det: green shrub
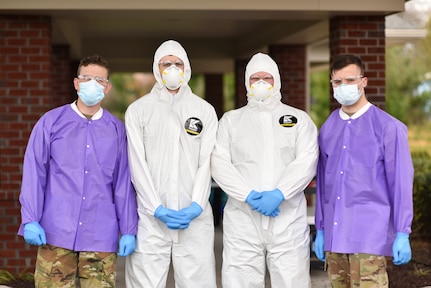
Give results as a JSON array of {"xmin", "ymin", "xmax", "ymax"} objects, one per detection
[
  {"xmin": 0, "ymin": 270, "xmax": 15, "ymax": 284},
  {"xmin": 411, "ymin": 151, "xmax": 431, "ymax": 240},
  {"xmin": 0, "ymin": 270, "xmax": 34, "ymax": 286}
]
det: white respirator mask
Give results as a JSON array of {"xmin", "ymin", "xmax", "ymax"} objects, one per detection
[
  {"xmin": 250, "ymin": 80, "xmax": 273, "ymax": 101},
  {"xmin": 162, "ymin": 65, "xmax": 184, "ymax": 90}
]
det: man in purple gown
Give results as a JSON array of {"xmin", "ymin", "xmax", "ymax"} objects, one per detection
[
  {"xmin": 18, "ymin": 55, "xmax": 138, "ymax": 287},
  {"xmin": 314, "ymin": 54, "xmax": 414, "ymax": 288}
]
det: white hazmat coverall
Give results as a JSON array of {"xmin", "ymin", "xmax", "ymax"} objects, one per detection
[
  {"xmin": 211, "ymin": 53, "xmax": 318, "ymax": 288},
  {"xmin": 125, "ymin": 40, "xmax": 217, "ymax": 288}
]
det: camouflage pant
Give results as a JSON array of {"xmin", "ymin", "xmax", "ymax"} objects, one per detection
[
  {"xmin": 34, "ymin": 244, "xmax": 117, "ymax": 288},
  {"xmin": 326, "ymin": 252, "xmax": 388, "ymax": 288}
]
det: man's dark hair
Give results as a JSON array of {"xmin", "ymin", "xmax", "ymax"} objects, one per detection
[
  {"xmin": 77, "ymin": 55, "xmax": 110, "ymax": 77},
  {"xmin": 330, "ymin": 54, "xmax": 364, "ymax": 75}
]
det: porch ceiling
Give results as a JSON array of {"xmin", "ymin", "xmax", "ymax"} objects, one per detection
[{"xmin": 0, "ymin": 0, "xmax": 406, "ymax": 73}]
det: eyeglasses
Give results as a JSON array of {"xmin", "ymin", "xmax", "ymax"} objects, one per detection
[
  {"xmin": 77, "ymin": 75, "xmax": 109, "ymax": 86},
  {"xmin": 330, "ymin": 75, "xmax": 363, "ymax": 87},
  {"xmin": 158, "ymin": 61, "xmax": 184, "ymax": 68},
  {"xmin": 250, "ymin": 76, "xmax": 274, "ymax": 82}
]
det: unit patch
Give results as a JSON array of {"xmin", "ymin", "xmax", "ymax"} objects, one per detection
[
  {"xmin": 185, "ymin": 117, "xmax": 203, "ymax": 135},
  {"xmin": 279, "ymin": 115, "xmax": 297, "ymax": 127}
]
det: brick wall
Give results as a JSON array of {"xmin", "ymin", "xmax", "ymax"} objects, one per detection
[
  {"xmin": 52, "ymin": 44, "xmax": 75, "ymax": 107},
  {"xmin": 270, "ymin": 45, "xmax": 307, "ymax": 110},
  {"xmin": 0, "ymin": 15, "xmax": 52, "ymax": 274},
  {"xmin": 330, "ymin": 15, "xmax": 386, "ymax": 111}
]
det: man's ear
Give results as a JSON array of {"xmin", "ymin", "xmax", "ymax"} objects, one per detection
[
  {"xmin": 104, "ymin": 83, "xmax": 112, "ymax": 94},
  {"xmin": 73, "ymin": 78, "xmax": 80, "ymax": 91},
  {"xmin": 362, "ymin": 76, "xmax": 368, "ymax": 88}
]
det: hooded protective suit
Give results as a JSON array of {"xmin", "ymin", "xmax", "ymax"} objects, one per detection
[
  {"xmin": 211, "ymin": 53, "xmax": 318, "ymax": 288},
  {"xmin": 125, "ymin": 40, "xmax": 217, "ymax": 288}
]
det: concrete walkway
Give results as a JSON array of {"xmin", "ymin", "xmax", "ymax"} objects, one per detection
[{"xmin": 116, "ymin": 225, "xmax": 331, "ymax": 288}]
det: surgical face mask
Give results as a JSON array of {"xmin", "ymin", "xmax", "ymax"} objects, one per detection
[
  {"xmin": 77, "ymin": 80, "xmax": 105, "ymax": 106},
  {"xmin": 162, "ymin": 65, "xmax": 184, "ymax": 90},
  {"xmin": 249, "ymin": 80, "xmax": 273, "ymax": 101},
  {"xmin": 333, "ymin": 84, "xmax": 362, "ymax": 106}
]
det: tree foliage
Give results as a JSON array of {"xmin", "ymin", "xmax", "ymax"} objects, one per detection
[
  {"xmin": 386, "ymin": 44, "xmax": 422, "ymax": 123},
  {"xmin": 103, "ymin": 73, "xmax": 154, "ymax": 121},
  {"xmin": 386, "ymin": 16, "xmax": 431, "ymax": 125},
  {"xmin": 309, "ymin": 70, "xmax": 330, "ymax": 129}
]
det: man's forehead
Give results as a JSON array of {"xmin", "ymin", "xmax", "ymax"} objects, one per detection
[
  {"xmin": 80, "ymin": 64, "xmax": 108, "ymax": 76},
  {"xmin": 332, "ymin": 64, "xmax": 360, "ymax": 76},
  {"xmin": 251, "ymin": 71, "xmax": 272, "ymax": 77},
  {"xmin": 160, "ymin": 55, "xmax": 181, "ymax": 60}
]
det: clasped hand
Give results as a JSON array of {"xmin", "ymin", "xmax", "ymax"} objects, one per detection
[
  {"xmin": 154, "ymin": 202, "xmax": 203, "ymax": 230},
  {"xmin": 246, "ymin": 189, "xmax": 284, "ymax": 217}
]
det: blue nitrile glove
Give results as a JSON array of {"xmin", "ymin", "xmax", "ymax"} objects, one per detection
[
  {"xmin": 179, "ymin": 202, "xmax": 203, "ymax": 221},
  {"xmin": 392, "ymin": 232, "xmax": 412, "ymax": 265},
  {"xmin": 166, "ymin": 222, "xmax": 189, "ymax": 229},
  {"xmin": 254, "ymin": 189, "xmax": 284, "ymax": 216},
  {"xmin": 246, "ymin": 190, "xmax": 262, "ymax": 210},
  {"xmin": 314, "ymin": 230, "xmax": 325, "ymax": 261},
  {"xmin": 269, "ymin": 207, "xmax": 280, "ymax": 217},
  {"xmin": 23, "ymin": 222, "xmax": 46, "ymax": 246},
  {"xmin": 154, "ymin": 205, "xmax": 191, "ymax": 229},
  {"xmin": 118, "ymin": 234, "xmax": 136, "ymax": 257}
]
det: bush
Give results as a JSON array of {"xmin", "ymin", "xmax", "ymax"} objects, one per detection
[
  {"xmin": 411, "ymin": 152, "xmax": 431, "ymax": 240},
  {"xmin": 0, "ymin": 270, "xmax": 34, "ymax": 288}
]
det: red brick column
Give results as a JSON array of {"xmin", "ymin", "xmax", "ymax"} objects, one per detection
[
  {"xmin": 330, "ymin": 16, "xmax": 386, "ymax": 111},
  {"xmin": 0, "ymin": 15, "xmax": 52, "ymax": 275},
  {"xmin": 52, "ymin": 44, "xmax": 75, "ymax": 107},
  {"xmin": 270, "ymin": 45, "xmax": 307, "ymax": 111}
]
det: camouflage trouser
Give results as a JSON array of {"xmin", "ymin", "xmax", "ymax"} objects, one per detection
[
  {"xmin": 326, "ymin": 252, "xmax": 388, "ymax": 288},
  {"xmin": 34, "ymin": 244, "xmax": 117, "ymax": 288}
]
